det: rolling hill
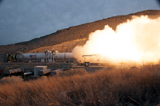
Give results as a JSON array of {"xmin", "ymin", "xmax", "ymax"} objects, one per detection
[{"xmin": 0, "ymin": 10, "xmax": 160, "ymax": 54}]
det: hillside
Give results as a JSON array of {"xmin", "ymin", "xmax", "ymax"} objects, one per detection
[{"xmin": 0, "ymin": 10, "xmax": 160, "ymax": 54}]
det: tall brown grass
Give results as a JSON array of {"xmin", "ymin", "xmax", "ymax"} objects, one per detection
[{"xmin": 0, "ymin": 64, "xmax": 160, "ymax": 106}]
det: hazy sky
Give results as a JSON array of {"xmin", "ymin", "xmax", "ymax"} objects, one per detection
[{"xmin": 0, "ymin": 0, "xmax": 159, "ymax": 45}]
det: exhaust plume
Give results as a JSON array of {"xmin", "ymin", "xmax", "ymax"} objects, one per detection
[{"xmin": 72, "ymin": 16, "xmax": 160, "ymax": 64}]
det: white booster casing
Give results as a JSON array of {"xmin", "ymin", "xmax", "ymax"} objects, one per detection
[
  {"xmin": 54, "ymin": 53, "xmax": 73, "ymax": 60},
  {"xmin": 13, "ymin": 52, "xmax": 74, "ymax": 62},
  {"xmin": 14, "ymin": 53, "xmax": 46, "ymax": 61}
]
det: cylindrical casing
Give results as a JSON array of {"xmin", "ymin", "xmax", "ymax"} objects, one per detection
[
  {"xmin": 13, "ymin": 52, "xmax": 74, "ymax": 62},
  {"xmin": 14, "ymin": 53, "xmax": 46, "ymax": 61},
  {"xmin": 54, "ymin": 53, "xmax": 73, "ymax": 60},
  {"xmin": 35, "ymin": 53, "xmax": 46, "ymax": 60},
  {"xmin": 48, "ymin": 53, "xmax": 53, "ymax": 59}
]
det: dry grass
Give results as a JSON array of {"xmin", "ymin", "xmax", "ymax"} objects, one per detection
[
  {"xmin": 0, "ymin": 64, "xmax": 160, "ymax": 106},
  {"xmin": 28, "ymin": 38, "xmax": 87, "ymax": 53},
  {"xmin": 58, "ymin": 68, "xmax": 88, "ymax": 77}
]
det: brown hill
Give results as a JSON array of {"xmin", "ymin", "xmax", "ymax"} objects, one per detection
[{"xmin": 0, "ymin": 10, "xmax": 160, "ymax": 54}]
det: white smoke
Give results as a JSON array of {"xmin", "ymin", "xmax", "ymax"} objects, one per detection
[{"xmin": 72, "ymin": 16, "xmax": 160, "ymax": 64}]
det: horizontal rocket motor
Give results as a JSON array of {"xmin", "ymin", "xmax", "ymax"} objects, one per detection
[{"xmin": 13, "ymin": 51, "xmax": 74, "ymax": 62}]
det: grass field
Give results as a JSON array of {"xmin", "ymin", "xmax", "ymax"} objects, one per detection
[{"xmin": 0, "ymin": 64, "xmax": 160, "ymax": 106}]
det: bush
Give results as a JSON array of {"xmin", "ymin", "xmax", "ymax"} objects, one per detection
[
  {"xmin": 0, "ymin": 76, "xmax": 23, "ymax": 84},
  {"xmin": 0, "ymin": 64, "xmax": 160, "ymax": 105},
  {"xmin": 58, "ymin": 68, "xmax": 88, "ymax": 76}
]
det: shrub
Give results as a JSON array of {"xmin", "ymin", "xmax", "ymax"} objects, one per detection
[
  {"xmin": 58, "ymin": 68, "xmax": 88, "ymax": 76},
  {"xmin": 0, "ymin": 64, "xmax": 160, "ymax": 105}
]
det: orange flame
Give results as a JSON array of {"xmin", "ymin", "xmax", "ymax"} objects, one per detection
[{"xmin": 72, "ymin": 16, "xmax": 160, "ymax": 64}]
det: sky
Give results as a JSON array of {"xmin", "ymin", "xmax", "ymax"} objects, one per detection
[{"xmin": 0, "ymin": 0, "xmax": 159, "ymax": 45}]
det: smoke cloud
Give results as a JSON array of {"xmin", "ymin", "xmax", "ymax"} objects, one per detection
[{"xmin": 72, "ymin": 16, "xmax": 160, "ymax": 64}]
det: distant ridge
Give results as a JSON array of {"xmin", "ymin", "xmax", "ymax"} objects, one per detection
[{"xmin": 0, "ymin": 10, "xmax": 160, "ymax": 53}]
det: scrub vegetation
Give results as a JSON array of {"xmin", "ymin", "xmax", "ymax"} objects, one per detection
[{"xmin": 0, "ymin": 64, "xmax": 160, "ymax": 106}]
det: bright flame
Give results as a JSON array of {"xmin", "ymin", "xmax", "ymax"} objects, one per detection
[{"xmin": 72, "ymin": 16, "xmax": 160, "ymax": 64}]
